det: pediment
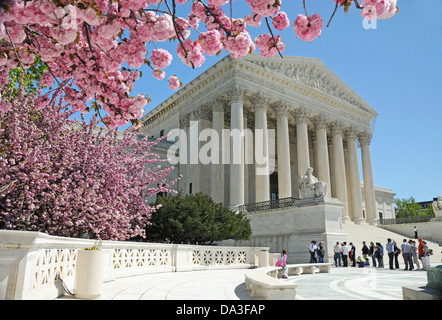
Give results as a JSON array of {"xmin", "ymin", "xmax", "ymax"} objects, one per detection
[{"xmin": 239, "ymin": 54, "xmax": 378, "ymax": 117}]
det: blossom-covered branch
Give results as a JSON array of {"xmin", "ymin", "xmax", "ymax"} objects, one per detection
[{"xmin": 0, "ymin": 0, "xmax": 398, "ymax": 128}]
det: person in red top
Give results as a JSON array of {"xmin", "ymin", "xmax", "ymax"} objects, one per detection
[{"xmin": 417, "ymin": 238, "xmax": 424, "ymax": 260}]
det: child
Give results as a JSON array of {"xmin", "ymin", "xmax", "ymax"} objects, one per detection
[{"xmin": 276, "ymin": 250, "xmax": 288, "ymax": 279}]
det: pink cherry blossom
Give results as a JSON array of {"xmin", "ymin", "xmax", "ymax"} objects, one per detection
[
  {"xmin": 176, "ymin": 38, "xmax": 205, "ymax": 68},
  {"xmin": 150, "ymin": 49, "xmax": 173, "ymax": 69},
  {"xmin": 153, "ymin": 69, "xmax": 166, "ymax": 80},
  {"xmin": 293, "ymin": 14, "xmax": 324, "ymax": 42},
  {"xmin": 272, "ymin": 11, "xmax": 290, "ymax": 31},
  {"xmin": 244, "ymin": 14, "xmax": 262, "ymax": 27},
  {"xmin": 199, "ymin": 30, "xmax": 223, "ymax": 56},
  {"xmin": 0, "ymin": 86, "xmax": 175, "ymax": 240},
  {"xmin": 169, "ymin": 75, "xmax": 181, "ymax": 90},
  {"xmin": 0, "ymin": 0, "xmax": 397, "ymax": 129},
  {"xmin": 246, "ymin": 0, "xmax": 282, "ymax": 17},
  {"xmin": 361, "ymin": 0, "xmax": 398, "ymax": 20},
  {"xmin": 255, "ymin": 33, "xmax": 286, "ymax": 57},
  {"xmin": 223, "ymin": 31, "xmax": 255, "ymax": 59}
]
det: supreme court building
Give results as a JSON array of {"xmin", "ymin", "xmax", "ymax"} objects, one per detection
[{"xmin": 141, "ymin": 54, "xmax": 395, "ymax": 229}]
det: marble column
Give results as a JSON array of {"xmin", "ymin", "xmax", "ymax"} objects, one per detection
[
  {"xmin": 275, "ymin": 102, "xmax": 292, "ymax": 199},
  {"xmin": 211, "ymin": 99, "xmax": 225, "ymax": 204},
  {"xmin": 359, "ymin": 132, "xmax": 378, "ymax": 225},
  {"xmin": 179, "ymin": 115, "xmax": 190, "ymax": 194},
  {"xmin": 346, "ymin": 128, "xmax": 364, "ymax": 224},
  {"xmin": 252, "ymin": 94, "xmax": 270, "ymax": 202},
  {"xmin": 314, "ymin": 116, "xmax": 331, "ymax": 197},
  {"xmin": 331, "ymin": 122, "xmax": 350, "ymax": 222},
  {"xmin": 294, "ymin": 109, "xmax": 310, "ymax": 179},
  {"xmin": 229, "ymin": 85, "xmax": 245, "ymax": 207}
]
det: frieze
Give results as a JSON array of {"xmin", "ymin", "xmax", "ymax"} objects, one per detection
[{"xmin": 249, "ymin": 60, "xmax": 368, "ymax": 112}]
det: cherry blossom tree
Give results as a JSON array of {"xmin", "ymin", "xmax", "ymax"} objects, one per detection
[
  {"xmin": 0, "ymin": 82, "xmax": 176, "ymax": 240},
  {"xmin": 0, "ymin": 0, "xmax": 398, "ymax": 129}
]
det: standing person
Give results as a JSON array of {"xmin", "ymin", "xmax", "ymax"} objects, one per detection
[
  {"xmin": 341, "ymin": 242, "xmax": 349, "ymax": 267},
  {"xmin": 375, "ymin": 242, "xmax": 384, "ymax": 268},
  {"xmin": 418, "ymin": 238, "xmax": 424, "ymax": 263},
  {"xmin": 369, "ymin": 242, "xmax": 377, "ymax": 267},
  {"xmin": 421, "ymin": 241, "xmax": 430, "ymax": 271},
  {"xmin": 410, "ymin": 240, "xmax": 421, "ymax": 271},
  {"xmin": 362, "ymin": 241, "xmax": 369, "ymax": 264},
  {"xmin": 333, "ymin": 242, "xmax": 341, "ymax": 267},
  {"xmin": 308, "ymin": 241, "xmax": 317, "ymax": 263},
  {"xmin": 393, "ymin": 241, "xmax": 400, "ymax": 269},
  {"xmin": 401, "ymin": 239, "xmax": 414, "ymax": 270},
  {"xmin": 386, "ymin": 238, "xmax": 396, "ymax": 270},
  {"xmin": 317, "ymin": 242, "xmax": 325, "ymax": 263},
  {"xmin": 275, "ymin": 250, "xmax": 288, "ymax": 279},
  {"xmin": 349, "ymin": 242, "xmax": 356, "ymax": 267},
  {"xmin": 414, "ymin": 226, "xmax": 418, "ymax": 239}
]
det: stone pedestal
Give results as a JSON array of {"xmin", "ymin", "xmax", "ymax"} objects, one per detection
[
  {"xmin": 402, "ymin": 266, "xmax": 442, "ymax": 300},
  {"xmin": 240, "ymin": 196, "xmax": 348, "ymax": 264},
  {"xmin": 426, "ymin": 265, "xmax": 442, "ymax": 290}
]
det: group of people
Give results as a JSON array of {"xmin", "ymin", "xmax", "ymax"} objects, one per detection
[
  {"xmin": 332, "ymin": 238, "xmax": 433, "ymax": 271},
  {"xmin": 274, "ymin": 237, "xmax": 433, "ymax": 280}
]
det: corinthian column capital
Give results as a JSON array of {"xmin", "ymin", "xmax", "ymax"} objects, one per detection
[
  {"xmin": 250, "ymin": 93, "xmax": 269, "ymax": 112},
  {"xmin": 293, "ymin": 108, "xmax": 310, "ymax": 124},
  {"xmin": 313, "ymin": 115, "xmax": 328, "ymax": 130},
  {"xmin": 273, "ymin": 102, "xmax": 290, "ymax": 118},
  {"xmin": 228, "ymin": 85, "xmax": 246, "ymax": 104},
  {"xmin": 358, "ymin": 131, "xmax": 372, "ymax": 145}
]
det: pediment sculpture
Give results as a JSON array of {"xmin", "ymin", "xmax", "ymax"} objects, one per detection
[{"xmin": 298, "ymin": 167, "xmax": 328, "ymax": 199}]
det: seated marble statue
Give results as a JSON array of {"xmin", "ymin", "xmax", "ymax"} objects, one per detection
[
  {"xmin": 298, "ymin": 167, "xmax": 328, "ymax": 198},
  {"xmin": 433, "ymin": 196, "xmax": 442, "ymax": 212}
]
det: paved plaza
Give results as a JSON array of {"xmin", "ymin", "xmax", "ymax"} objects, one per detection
[
  {"xmin": 56, "ymin": 222, "xmax": 440, "ymax": 301},
  {"xmin": 57, "ymin": 265, "xmax": 433, "ymax": 301}
]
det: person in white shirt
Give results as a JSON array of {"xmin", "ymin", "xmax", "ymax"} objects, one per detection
[
  {"xmin": 341, "ymin": 242, "xmax": 349, "ymax": 267},
  {"xmin": 308, "ymin": 240, "xmax": 317, "ymax": 263},
  {"xmin": 333, "ymin": 242, "xmax": 342, "ymax": 267}
]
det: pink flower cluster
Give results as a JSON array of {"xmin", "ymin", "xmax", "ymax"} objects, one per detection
[
  {"xmin": 246, "ymin": 0, "xmax": 282, "ymax": 17},
  {"xmin": 255, "ymin": 34, "xmax": 286, "ymax": 57},
  {"xmin": 177, "ymin": 38, "xmax": 206, "ymax": 68},
  {"xmin": 293, "ymin": 14, "xmax": 324, "ymax": 42},
  {"xmin": 150, "ymin": 49, "xmax": 173, "ymax": 70},
  {"xmin": 360, "ymin": 0, "xmax": 398, "ymax": 21}
]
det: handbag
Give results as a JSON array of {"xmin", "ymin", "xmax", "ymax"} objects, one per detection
[{"xmin": 275, "ymin": 255, "xmax": 284, "ymax": 267}]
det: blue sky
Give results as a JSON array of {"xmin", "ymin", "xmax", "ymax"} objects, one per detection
[{"xmin": 120, "ymin": 0, "xmax": 442, "ymax": 203}]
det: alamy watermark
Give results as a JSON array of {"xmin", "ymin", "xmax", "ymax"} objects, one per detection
[{"xmin": 166, "ymin": 121, "xmax": 275, "ymax": 176}]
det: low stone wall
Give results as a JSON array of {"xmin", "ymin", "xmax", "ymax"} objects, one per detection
[
  {"xmin": 0, "ymin": 230, "xmax": 267, "ymax": 300},
  {"xmin": 381, "ymin": 221, "xmax": 442, "ymax": 244}
]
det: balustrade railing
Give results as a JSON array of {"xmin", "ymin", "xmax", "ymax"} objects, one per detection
[
  {"xmin": 238, "ymin": 197, "xmax": 300, "ymax": 213},
  {"xmin": 379, "ymin": 215, "xmax": 432, "ymax": 225},
  {"xmin": 0, "ymin": 230, "xmax": 267, "ymax": 300}
]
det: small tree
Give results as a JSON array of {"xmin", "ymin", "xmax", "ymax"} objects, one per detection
[
  {"xmin": 144, "ymin": 192, "xmax": 252, "ymax": 245},
  {"xmin": 394, "ymin": 196, "xmax": 424, "ymax": 218}
]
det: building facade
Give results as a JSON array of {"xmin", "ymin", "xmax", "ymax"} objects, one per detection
[{"xmin": 141, "ymin": 54, "xmax": 395, "ymax": 225}]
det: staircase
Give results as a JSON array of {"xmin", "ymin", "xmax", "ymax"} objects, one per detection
[{"xmin": 341, "ymin": 222, "xmax": 441, "ymax": 265}]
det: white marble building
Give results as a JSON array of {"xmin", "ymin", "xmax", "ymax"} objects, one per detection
[{"xmin": 141, "ymin": 54, "xmax": 395, "ymax": 225}]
